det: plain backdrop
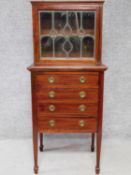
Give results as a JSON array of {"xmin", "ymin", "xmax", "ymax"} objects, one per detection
[{"xmin": 0, "ymin": 0, "xmax": 131, "ymax": 139}]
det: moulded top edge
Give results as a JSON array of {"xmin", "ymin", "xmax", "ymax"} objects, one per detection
[
  {"xmin": 27, "ymin": 64, "xmax": 108, "ymax": 72},
  {"xmin": 31, "ymin": 0, "xmax": 105, "ymax": 3}
]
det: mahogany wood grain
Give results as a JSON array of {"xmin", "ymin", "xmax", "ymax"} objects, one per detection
[
  {"xmin": 30, "ymin": 69, "xmax": 106, "ymax": 174},
  {"xmin": 38, "ymin": 117, "xmax": 97, "ymax": 132},
  {"xmin": 35, "ymin": 72, "xmax": 99, "ymax": 88},
  {"xmin": 31, "ymin": 2, "xmax": 101, "ymax": 64},
  {"xmin": 29, "ymin": 1, "xmax": 107, "ymax": 174},
  {"xmin": 31, "ymin": 0, "xmax": 105, "ymax": 3},
  {"xmin": 98, "ymin": 5, "xmax": 103, "ymax": 65},
  {"xmin": 28, "ymin": 64, "xmax": 107, "ymax": 72},
  {"xmin": 38, "ymin": 102, "xmax": 98, "ymax": 115},
  {"xmin": 31, "ymin": 73, "xmax": 39, "ymax": 174},
  {"xmin": 36, "ymin": 88, "xmax": 98, "ymax": 102},
  {"xmin": 96, "ymin": 72, "xmax": 104, "ymax": 174}
]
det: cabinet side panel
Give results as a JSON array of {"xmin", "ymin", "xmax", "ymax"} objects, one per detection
[
  {"xmin": 98, "ymin": 5, "xmax": 103, "ymax": 64},
  {"xmin": 31, "ymin": 72, "xmax": 39, "ymax": 173},
  {"xmin": 31, "ymin": 73, "xmax": 38, "ymax": 131},
  {"xmin": 32, "ymin": 5, "xmax": 40, "ymax": 63}
]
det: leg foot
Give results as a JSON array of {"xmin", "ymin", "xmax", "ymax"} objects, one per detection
[
  {"xmin": 34, "ymin": 166, "xmax": 38, "ymax": 174},
  {"xmin": 33, "ymin": 130, "xmax": 38, "ymax": 175},
  {"xmin": 39, "ymin": 145, "xmax": 44, "ymax": 152},
  {"xmin": 39, "ymin": 133, "xmax": 44, "ymax": 152},
  {"xmin": 91, "ymin": 133, "xmax": 95, "ymax": 152},
  {"xmin": 91, "ymin": 145, "xmax": 95, "ymax": 152},
  {"xmin": 96, "ymin": 132, "xmax": 102, "ymax": 175},
  {"xmin": 96, "ymin": 167, "xmax": 100, "ymax": 174}
]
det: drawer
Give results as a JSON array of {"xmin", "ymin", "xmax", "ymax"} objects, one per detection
[
  {"xmin": 37, "ymin": 102, "xmax": 98, "ymax": 116},
  {"xmin": 36, "ymin": 88, "xmax": 98, "ymax": 102},
  {"xmin": 35, "ymin": 72, "xmax": 99, "ymax": 88},
  {"xmin": 38, "ymin": 117, "xmax": 97, "ymax": 133}
]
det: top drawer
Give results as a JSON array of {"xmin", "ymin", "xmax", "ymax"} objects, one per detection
[{"xmin": 35, "ymin": 72, "xmax": 99, "ymax": 88}]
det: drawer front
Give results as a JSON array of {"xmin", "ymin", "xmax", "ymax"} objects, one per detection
[
  {"xmin": 35, "ymin": 72, "xmax": 99, "ymax": 88},
  {"xmin": 38, "ymin": 117, "xmax": 97, "ymax": 133},
  {"xmin": 36, "ymin": 88, "xmax": 98, "ymax": 102},
  {"xmin": 37, "ymin": 102, "xmax": 97, "ymax": 116}
]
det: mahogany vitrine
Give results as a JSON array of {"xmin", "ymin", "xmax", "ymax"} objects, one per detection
[{"xmin": 28, "ymin": 0, "xmax": 107, "ymax": 174}]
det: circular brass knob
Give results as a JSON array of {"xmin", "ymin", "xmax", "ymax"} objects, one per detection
[
  {"xmin": 48, "ymin": 105, "xmax": 56, "ymax": 112},
  {"xmin": 80, "ymin": 76, "xmax": 86, "ymax": 83},
  {"xmin": 48, "ymin": 91, "xmax": 56, "ymax": 98},
  {"xmin": 79, "ymin": 104, "xmax": 86, "ymax": 112},
  {"xmin": 79, "ymin": 91, "xmax": 86, "ymax": 98},
  {"xmin": 49, "ymin": 120, "xmax": 56, "ymax": 127},
  {"xmin": 79, "ymin": 120, "xmax": 85, "ymax": 127},
  {"xmin": 48, "ymin": 76, "xmax": 55, "ymax": 84}
]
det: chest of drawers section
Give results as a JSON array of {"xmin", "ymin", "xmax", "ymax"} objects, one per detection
[{"xmin": 33, "ymin": 72, "xmax": 99, "ymax": 133}]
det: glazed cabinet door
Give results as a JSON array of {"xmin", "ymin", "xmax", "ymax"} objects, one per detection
[
  {"xmin": 32, "ymin": 2, "xmax": 100, "ymax": 64},
  {"xmin": 39, "ymin": 11, "xmax": 96, "ymax": 59}
]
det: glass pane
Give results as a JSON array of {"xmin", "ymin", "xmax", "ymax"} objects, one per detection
[
  {"xmin": 40, "ymin": 12, "xmax": 52, "ymax": 35},
  {"xmin": 83, "ymin": 12, "xmax": 95, "ymax": 35},
  {"xmin": 55, "ymin": 37, "xmax": 66, "ymax": 57},
  {"xmin": 82, "ymin": 37, "xmax": 94, "ymax": 57},
  {"xmin": 70, "ymin": 36, "xmax": 80, "ymax": 57},
  {"xmin": 39, "ymin": 11, "xmax": 96, "ymax": 59},
  {"xmin": 41, "ymin": 37, "xmax": 53, "ymax": 57},
  {"xmin": 68, "ymin": 12, "xmax": 80, "ymax": 34},
  {"xmin": 55, "ymin": 12, "xmax": 66, "ymax": 33}
]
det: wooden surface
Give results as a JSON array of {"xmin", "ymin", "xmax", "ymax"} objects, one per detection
[
  {"xmin": 38, "ymin": 102, "xmax": 98, "ymax": 115},
  {"xmin": 28, "ymin": 64, "xmax": 107, "ymax": 72},
  {"xmin": 31, "ymin": 0, "xmax": 105, "ymax": 3},
  {"xmin": 96, "ymin": 72, "xmax": 104, "ymax": 174},
  {"xmin": 30, "ymin": 70, "xmax": 106, "ymax": 174},
  {"xmin": 38, "ymin": 117, "xmax": 97, "ymax": 132},
  {"xmin": 36, "ymin": 88, "xmax": 98, "ymax": 102},
  {"xmin": 29, "ymin": 1, "xmax": 106, "ymax": 174},
  {"xmin": 35, "ymin": 72, "xmax": 99, "ymax": 87},
  {"xmin": 31, "ymin": 1, "xmax": 102, "ymax": 64}
]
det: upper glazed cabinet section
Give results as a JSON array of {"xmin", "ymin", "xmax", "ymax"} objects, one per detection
[
  {"xmin": 40, "ymin": 11, "xmax": 96, "ymax": 59},
  {"xmin": 32, "ymin": 2, "xmax": 103, "ymax": 63}
]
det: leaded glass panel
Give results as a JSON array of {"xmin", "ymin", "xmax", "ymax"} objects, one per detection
[{"xmin": 39, "ymin": 11, "xmax": 96, "ymax": 59}]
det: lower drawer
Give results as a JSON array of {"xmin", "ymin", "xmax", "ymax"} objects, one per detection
[{"xmin": 38, "ymin": 117, "xmax": 97, "ymax": 133}]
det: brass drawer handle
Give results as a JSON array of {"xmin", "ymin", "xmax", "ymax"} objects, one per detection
[
  {"xmin": 48, "ymin": 91, "xmax": 56, "ymax": 98},
  {"xmin": 79, "ymin": 104, "xmax": 86, "ymax": 112},
  {"xmin": 80, "ymin": 76, "xmax": 86, "ymax": 83},
  {"xmin": 79, "ymin": 91, "xmax": 86, "ymax": 98},
  {"xmin": 49, "ymin": 120, "xmax": 56, "ymax": 127},
  {"xmin": 48, "ymin": 105, "xmax": 56, "ymax": 112},
  {"xmin": 79, "ymin": 120, "xmax": 85, "ymax": 127},
  {"xmin": 48, "ymin": 76, "xmax": 55, "ymax": 84}
]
